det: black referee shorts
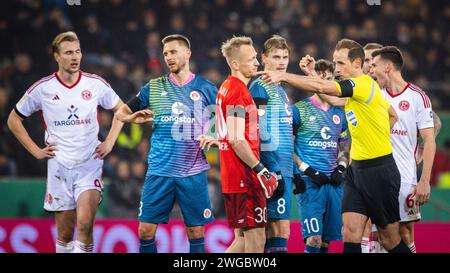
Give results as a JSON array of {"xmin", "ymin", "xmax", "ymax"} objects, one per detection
[{"xmin": 342, "ymin": 153, "xmax": 401, "ymax": 228}]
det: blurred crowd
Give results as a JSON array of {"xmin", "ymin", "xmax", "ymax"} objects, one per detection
[{"xmin": 0, "ymin": 0, "xmax": 449, "ymax": 218}]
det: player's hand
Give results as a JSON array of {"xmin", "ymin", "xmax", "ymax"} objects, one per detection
[
  {"xmin": 299, "ymin": 55, "xmax": 316, "ymax": 76},
  {"xmin": 303, "ymin": 166, "xmax": 330, "ymax": 187},
  {"xmin": 34, "ymin": 144, "xmax": 57, "ymax": 159},
  {"xmin": 330, "ymin": 164, "xmax": 346, "ymax": 187},
  {"xmin": 293, "ymin": 173, "xmax": 306, "ymax": 194},
  {"xmin": 413, "ymin": 179, "xmax": 431, "ymax": 206},
  {"xmin": 256, "ymin": 70, "xmax": 285, "ymax": 84},
  {"xmin": 95, "ymin": 141, "xmax": 114, "ymax": 159},
  {"xmin": 197, "ymin": 135, "xmax": 219, "ymax": 151},
  {"xmin": 270, "ymin": 171, "xmax": 285, "ymax": 200},
  {"xmin": 125, "ymin": 109, "xmax": 154, "ymax": 123},
  {"xmin": 252, "ymin": 162, "xmax": 278, "ymax": 199}
]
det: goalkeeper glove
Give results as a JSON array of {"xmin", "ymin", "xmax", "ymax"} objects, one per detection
[
  {"xmin": 270, "ymin": 171, "xmax": 285, "ymax": 200},
  {"xmin": 330, "ymin": 164, "xmax": 346, "ymax": 187},
  {"xmin": 293, "ymin": 173, "xmax": 306, "ymax": 194},
  {"xmin": 252, "ymin": 162, "xmax": 278, "ymax": 199}
]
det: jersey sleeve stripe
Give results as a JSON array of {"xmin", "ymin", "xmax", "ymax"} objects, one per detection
[
  {"xmin": 82, "ymin": 72, "xmax": 111, "ymax": 87},
  {"xmin": 409, "ymin": 84, "xmax": 431, "ymax": 108},
  {"xmin": 364, "ymin": 80, "xmax": 375, "ymax": 104},
  {"xmin": 26, "ymin": 75, "xmax": 55, "ymax": 94},
  {"xmin": 410, "ymin": 88, "xmax": 430, "ymax": 108}
]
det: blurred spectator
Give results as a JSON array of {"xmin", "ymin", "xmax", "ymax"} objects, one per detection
[
  {"xmin": 432, "ymin": 140, "xmax": 450, "ymax": 188},
  {"xmin": 0, "ymin": 86, "xmax": 17, "ymax": 177},
  {"xmin": 108, "ymin": 159, "xmax": 142, "ymax": 218},
  {"xmin": 108, "ymin": 62, "xmax": 136, "ymax": 101}
]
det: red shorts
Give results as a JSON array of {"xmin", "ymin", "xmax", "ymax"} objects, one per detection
[{"xmin": 223, "ymin": 188, "xmax": 267, "ymax": 228}]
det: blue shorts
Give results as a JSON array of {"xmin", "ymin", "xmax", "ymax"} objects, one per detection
[
  {"xmin": 296, "ymin": 176, "xmax": 343, "ymax": 241},
  {"xmin": 138, "ymin": 171, "xmax": 214, "ymax": 227},
  {"xmin": 267, "ymin": 177, "xmax": 292, "ymax": 220}
]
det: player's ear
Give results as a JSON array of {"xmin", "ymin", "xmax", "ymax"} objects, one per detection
[
  {"xmin": 185, "ymin": 48, "xmax": 191, "ymax": 59},
  {"xmin": 231, "ymin": 59, "xmax": 239, "ymax": 71},
  {"xmin": 353, "ymin": 57, "xmax": 362, "ymax": 70},
  {"xmin": 261, "ymin": 53, "xmax": 267, "ymax": 66},
  {"xmin": 53, "ymin": 52, "xmax": 60, "ymax": 63}
]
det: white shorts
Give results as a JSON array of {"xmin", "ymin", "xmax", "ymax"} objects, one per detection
[
  {"xmin": 399, "ymin": 182, "xmax": 421, "ymax": 223},
  {"xmin": 44, "ymin": 157, "xmax": 104, "ymax": 211}
]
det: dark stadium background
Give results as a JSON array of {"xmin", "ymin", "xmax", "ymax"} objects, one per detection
[{"xmin": 0, "ymin": 0, "xmax": 449, "ymax": 253}]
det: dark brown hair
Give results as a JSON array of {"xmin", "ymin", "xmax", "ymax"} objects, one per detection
[
  {"xmin": 335, "ymin": 38, "xmax": 365, "ymax": 68},
  {"xmin": 372, "ymin": 46, "xmax": 404, "ymax": 70}
]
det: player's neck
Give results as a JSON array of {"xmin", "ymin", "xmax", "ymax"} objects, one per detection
[
  {"xmin": 170, "ymin": 69, "xmax": 193, "ymax": 87},
  {"xmin": 231, "ymin": 71, "xmax": 251, "ymax": 86},
  {"xmin": 311, "ymin": 94, "xmax": 330, "ymax": 111},
  {"xmin": 387, "ymin": 73, "xmax": 407, "ymax": 94},
  {"xmin": 57, "ymin": 69, "xmax": 80, "ymax": 85}
]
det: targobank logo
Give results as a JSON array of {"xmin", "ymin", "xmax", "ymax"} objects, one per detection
[
  {"xmin": 308, "ymin": 126, "xmax": 337, "ymax": 149},
  {"xmin": 54, "ymin": 105, "xmax": 91, "ymax": 126}
]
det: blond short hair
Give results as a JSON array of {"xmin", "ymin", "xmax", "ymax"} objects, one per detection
[
  {"xmin": 221, "ymin": 36, "xmax": 253, "ymax": 65},
  {"xmin": 52, "ymin": 31, "xmax": 79, "ymax": 53}
]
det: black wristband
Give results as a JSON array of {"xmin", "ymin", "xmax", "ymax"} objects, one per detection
[{"xmin": 252, "ymin": 162, "xmax": 265, "ymax": 173}]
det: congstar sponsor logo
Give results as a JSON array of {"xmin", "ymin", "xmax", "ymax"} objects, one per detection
[{"xmin": 307, "ymin": 127, "xmax": 337, "ymax": 149}]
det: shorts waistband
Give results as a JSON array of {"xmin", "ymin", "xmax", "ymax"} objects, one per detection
[{"xmin": 351, "ymin": 154, "xmax": 395, "ymax": 168}]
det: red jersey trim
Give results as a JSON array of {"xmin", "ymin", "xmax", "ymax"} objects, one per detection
[
  {"xmin": 82, "ymin": 71, "xmax": 111, "ymax": 88},
  {"xmin": 385, "ymin": 82, "xmax": 410, "ymax": 98},
  {"xmin": 409, "ymin": 83, "xmax": 430, "ymax": 108},
  {"xmin": 55, "ymin": 71, "xmax": 82, "ymax": 89},
  {"xmin": 26, "ymin": 74, "xmax": 55, "ymax": 94}
]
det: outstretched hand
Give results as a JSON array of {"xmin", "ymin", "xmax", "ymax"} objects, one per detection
[
  {"xmin": 125, "ymin": 109, "xmax": 154, "ymax": 123},
  {"xmin": 197, "ymin": 135, "xmax": 219, "ymax": 151},
  {"xmin": 255, "ymin": 70, "xmax": 285, "ymax": 84}
]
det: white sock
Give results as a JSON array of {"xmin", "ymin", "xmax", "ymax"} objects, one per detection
[
  {"xmin": 361, "ymin": 236, "xmax": 370, "ymax": 253},
  {"xmin": 408, "ymin": 242, "xmax": 416, "ymax": 253},
  {"xmin": 73, "ymin": 240, "xmax": 94, "ymax": 253},
  {"xmin": 56, "ymin": 240, "xmax": 73, "ymax": 253}
]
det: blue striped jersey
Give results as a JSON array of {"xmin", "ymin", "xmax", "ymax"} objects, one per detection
[
  {"xmin": 292, "ymin": 97, "xmax": 348, "ymax": 176},
  {"xmin": 136, "ymin": 74, "xmax": 218, "ymax": 177},
  {"xmin": 249, "ymin": 78, "xmax": 294, "ymax": 178}
]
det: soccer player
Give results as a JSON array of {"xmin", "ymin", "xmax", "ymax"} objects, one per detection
[
  {"xmin": 7, "ymin": 31, "xmax": 125, "ymax": 253},
  {"xmin": 258, "ymin": 38, "xmax": 412, "ymax": 253},
  {"xmin": 216, "ymin": 36, "xmax": 278, "ymax": 253},
  {"xmin": 292, "ymin": 59, "xmax": 349, "ymax": 253},
  {"xmin": 370, "ymin": 46, "xmax": 437, "ymax": 253},
  {"xmin": 248, "ymin": 35, "xmax": 294, "ymax": 253},
  {"xmin": 362, "ymin": 43, "xmax": 383, "ymax": 75},
  {"xmin": 115, "ymin": 34, "xmax": 217, "ymax": 253}
]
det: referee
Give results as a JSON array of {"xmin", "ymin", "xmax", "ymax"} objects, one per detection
[{"xmin": 257, "ymin": 38, "xmax": 411, "ymax": 253}]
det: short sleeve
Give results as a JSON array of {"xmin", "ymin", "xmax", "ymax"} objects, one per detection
[
  {"xmin": 339, "ymin": 112, "xmax": 349, "ymax": 143},
  {"xmin": 249, "ymin": 80, "xmax": 269, "ymax": 101},
  {"xmin": 98, "ymin": 81, "xmax": 120, "ymax": 110},
  {"xmin": 337, "ymin": 77, "xmax": 374, "ymax": 104},
  {"xmin": 416, "ymin": 92, "xmax": 434, "ymax": 129},
  {"xmin": 136, "ymin": 83, "xmax": 151, "ymax": 110},
  {"xmin": 15, "ymin": 87, "xmax": 42, "ymax": 118},
  {"xmin": 292, "ymin": 105, "xmax": 301, "ymax": 128}
]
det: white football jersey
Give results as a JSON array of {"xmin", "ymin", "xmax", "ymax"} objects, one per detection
[
  {"xmin": 15, "ymin": 71, "xmax": 120, "ymax": 169},
  {"xmin": 382, "ymin": 83, "xmax": 434, "ymax": 185}
]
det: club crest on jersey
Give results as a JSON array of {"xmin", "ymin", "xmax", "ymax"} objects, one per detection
[
  {"xmin": 309, "ymin": 115, "xmax": 316, "ymax": 122},
  {"xmin": 346, "ymin": 110, "xmax": 357, "ymax": 126},
  {"xmin": 332, "ymin": 115, "xmax": 341, "ymax": 124},
  {"xmin": 398, "ymin": 100, "xmax": 410, "ymax": 111},
  {"xmin": 190, "ymin": 90, "xmax": 200, "ymax": 101},
  {"xmin": 203, "ymin": 208, "xmax": 212, "ymax": 219},
  {"xmin": 81, "ymin": 90, "xmax": 92, "ymax": 100}
]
